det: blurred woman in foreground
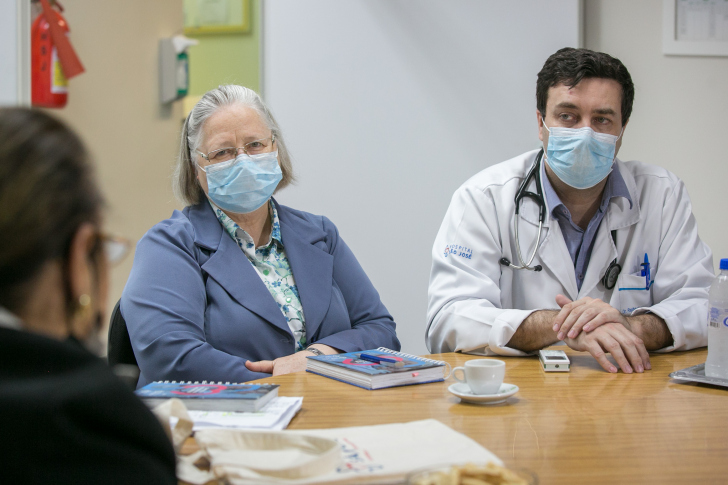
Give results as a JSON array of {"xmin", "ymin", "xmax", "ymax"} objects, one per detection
[{"xmin": 0, "ymin": 108, "xmax": 176, "ymax": 484}]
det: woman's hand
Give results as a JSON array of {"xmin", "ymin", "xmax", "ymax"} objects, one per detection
[{"xmin": 245, "ymin": 344, "xmax": 339, "ymax": 376}]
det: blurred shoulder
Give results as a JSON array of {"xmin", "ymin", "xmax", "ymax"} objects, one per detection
[{"xmin": 0, "ymin": 329, "xmax": 177, "ymax": 484}]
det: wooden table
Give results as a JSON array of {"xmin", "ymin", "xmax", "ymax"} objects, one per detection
[{"xmin": 244, "ymin": 348, "xmax": 727, "ymax": 484}]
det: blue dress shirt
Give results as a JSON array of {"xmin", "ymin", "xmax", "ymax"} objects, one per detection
[{"xmin": 541, "ymin": 162, "xmax": 632, "ymax": 291}]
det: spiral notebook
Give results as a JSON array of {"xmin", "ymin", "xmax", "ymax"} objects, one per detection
[
  {"xmin": 306, "ymin": 348, "xmax": 451, "ymax": 390},
  {"xmin": 135, "ymin": 381, "xmax": 279, "ymax": 412}
]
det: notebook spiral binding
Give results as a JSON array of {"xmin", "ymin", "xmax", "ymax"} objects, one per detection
[{"xmin": 375, "ymin": 347, "xmax": 452, "ymax": 379}]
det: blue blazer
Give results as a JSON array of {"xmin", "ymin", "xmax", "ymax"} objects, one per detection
[{"xmin": 121, "ymin": 199, "xmax": 400, "ymax": 387}]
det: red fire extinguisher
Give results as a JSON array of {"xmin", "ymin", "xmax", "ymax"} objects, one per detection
[
  {"xmin": 32, "ymin": 3, "xmax": 68, "ymax": 108},
  {"xmin": 31, "ymin": 0, "xmax": 84, "ymax": 108}
]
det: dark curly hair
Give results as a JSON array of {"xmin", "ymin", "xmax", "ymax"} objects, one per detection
[{"xmin": 537, "ymin": 47, "xmax": 634, "ymax": 124}]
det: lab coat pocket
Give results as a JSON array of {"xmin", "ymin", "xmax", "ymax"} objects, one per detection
[{"xmin": 617, "ymin": 274, "xmax": 653, "ymax": 315}]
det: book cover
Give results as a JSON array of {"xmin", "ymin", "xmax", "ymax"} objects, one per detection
[
  {"xmin": 135, "ymin": 382, "xmax": 280, "ymax": 411},
  {"xmin": 306, "ymin": 350, "xmax": 442, "ymax": 375},
  {"xmin": 136, "ymin": 382, "xmax": 278, "ymax": 400}
]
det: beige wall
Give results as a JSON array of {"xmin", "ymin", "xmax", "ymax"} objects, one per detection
[
  {"xmin": 585, "ymin": 0, "xmax": 728, "ymax": 268},
  {"xmin": 49, "ymin": 1, "xmax": 185, "ymax": 320}
]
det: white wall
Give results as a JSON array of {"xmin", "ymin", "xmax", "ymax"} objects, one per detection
[
  {"xmin": 264, "ymin": 0, "xmax": 581, "ymax": 355},
  {"xmin": 0, "ymin": 0, "xmax": 30, "ymax": 105},
  {"xmin": 586, "ymin": 0, "xmax": 728, "ymax": 268}
]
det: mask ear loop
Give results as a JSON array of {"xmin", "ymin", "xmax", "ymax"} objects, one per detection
[
  {"xmin": 183, "ymin": 111, "xmax": 206, "ymax": 172},
  {"xmin": 183, "ymin": 111, "xmax": 192, "ymax": 155},
  {"xmin": 541, "ymin": 117, "xmax": 551, "ymax": 162},
  {"xmin": 184, "ymin": 111, "xmax": 211, "ymax": 179}
]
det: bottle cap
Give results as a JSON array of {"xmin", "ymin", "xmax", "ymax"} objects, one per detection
[{"xmin": 721, "ymin": 259, "xmax": 728, "ymax": 270}]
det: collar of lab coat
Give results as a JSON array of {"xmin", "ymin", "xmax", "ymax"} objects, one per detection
[
  {"xmin": 518, "ymin": 156, "xmax": 640, "ymax": 231},
  {"xmin": 518, "ymin": 156, "xmax": 642, "ymax": 299},
  {"xmin": 185, "ymin": 197, "xmax": 334, "ymax": 341}
]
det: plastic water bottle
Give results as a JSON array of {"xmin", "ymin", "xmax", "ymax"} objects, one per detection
[{"xmin": 706, "ymin": 258, "xmax": 728, "ymax": 379}]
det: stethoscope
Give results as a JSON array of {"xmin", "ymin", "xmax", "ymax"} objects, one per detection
[{"xmin": 498, "ymin": 149, "xmax": 622, "ymax": 290}]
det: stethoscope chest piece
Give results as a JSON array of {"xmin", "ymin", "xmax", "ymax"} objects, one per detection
[
  {"xmin": 602, "ymin": 261, "xmax": 622, "ymax": 290},
  {"xmin": 601, "ymin": 229, "xmax": 621, "ymax": 290}
]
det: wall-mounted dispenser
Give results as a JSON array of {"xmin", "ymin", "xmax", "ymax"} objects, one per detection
[{"xmin": 159, "ymin": 35, "xmax": 198, "ymax": 104}]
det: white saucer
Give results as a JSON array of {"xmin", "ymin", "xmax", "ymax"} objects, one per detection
[{"xmin": 448, "ymin": 382, "xmax": 519, "ymax": 405}]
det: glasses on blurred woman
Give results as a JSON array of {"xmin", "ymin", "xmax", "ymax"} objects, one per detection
[{"xmin": 96, "ymin": 233, "xmax": 131, "ymax": 266}]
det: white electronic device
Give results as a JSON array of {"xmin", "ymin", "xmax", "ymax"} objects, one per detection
[{"xmin": 538, "ymin": 350, "xmax": 570, "ymax": 372}]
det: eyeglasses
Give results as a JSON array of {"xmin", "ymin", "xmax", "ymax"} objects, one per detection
[
  {"xmin": 196, "ymin": 135, "xmax": 276, "ymax": 164},
  {"xmin": 96, "ymin": 233, "xmax": 132, "ymax": 266}
]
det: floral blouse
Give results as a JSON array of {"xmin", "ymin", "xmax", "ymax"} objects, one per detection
[{"xmin": 211, "ymin": 200, "xmax": 307, "ymax": 352}]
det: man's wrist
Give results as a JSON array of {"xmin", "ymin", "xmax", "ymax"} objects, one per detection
[
  {"xmin": 508, "ymin": 310, "xmax": 560, "ymax": 352},
  {"xmin": 625, "ymin": 313, "xmax": 655, "ymax": 339},
  {"xmin": 625, "ymin": 313, "xmax": 673, "ymax": 350}
]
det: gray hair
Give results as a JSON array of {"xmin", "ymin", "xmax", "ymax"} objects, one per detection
[{"xmin": 173, "ymin": 85, "xmax": 295, "ymax": 206}]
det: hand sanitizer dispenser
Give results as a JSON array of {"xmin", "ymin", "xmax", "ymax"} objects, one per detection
[{"xmin": 159, "ymin": 35, "xmax": 198, "ymax": 104}]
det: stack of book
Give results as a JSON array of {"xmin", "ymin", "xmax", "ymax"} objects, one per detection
[
  {"xmin": 135, "ymin": 381, "xmax": 279, "ymax": 412},
  {"xmin": 306, "ymin": 348, "xmax": 449, "ymax": 390}
]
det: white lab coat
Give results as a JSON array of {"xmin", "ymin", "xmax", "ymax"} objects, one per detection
[{"xmin": 427, "ymin": 149, "xmax": 714, "ymax": 356}]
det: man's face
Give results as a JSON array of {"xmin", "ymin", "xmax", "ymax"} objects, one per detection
[{"xmin": 537, "ymin": 77, "xmax": 627, "ymax": 156}]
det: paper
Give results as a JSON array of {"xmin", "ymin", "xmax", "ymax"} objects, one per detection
[
  {"xmin": 677, "ymin": 0, "xmax": 728, "ymax": 42},
  {"xmin": 184, "ymin": 0, "xmax": 246, "ymax": 29},
  {"xmin": 188, "ymin": 396, "xmax": 303, "ymax": 431}
]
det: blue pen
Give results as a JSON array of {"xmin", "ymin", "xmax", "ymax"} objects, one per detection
[
  {"xmin": 359, "ymin": 353, "xmax": 404, "ymax": 367},
  {"xmin": 359, "ymin": 353, "xmax": 397, "ymax": 363},
  {"xmin": 640, "ymin": 253, "xmax": 651, "ymax": 289}
]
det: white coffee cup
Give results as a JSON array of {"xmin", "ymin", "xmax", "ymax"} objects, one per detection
[{"xmin": 452, "ymin": 359, "xmax": 505, "ymax": 395}]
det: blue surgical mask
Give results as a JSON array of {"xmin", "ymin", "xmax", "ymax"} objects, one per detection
[
  {"xmin": 198, "ymin": 151, "xmax": 282, "ymax": 214},
  {"xmin": 543, "ymin": 122, "xmax": 621, "ymax": 189}
]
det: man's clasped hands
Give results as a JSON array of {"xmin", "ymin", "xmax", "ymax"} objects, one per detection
[{"xmin": 551, "ymin": 294, "xmax": 654, "ymax": 374}]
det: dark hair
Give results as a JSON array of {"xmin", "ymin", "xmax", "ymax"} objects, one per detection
[
  {"xmin": 0, "ymin": 108, "xmax": 104, "ymax": 313},
  {"xmin": 536, "ymin": 47, "xmax": 634, "ymax": 124}
]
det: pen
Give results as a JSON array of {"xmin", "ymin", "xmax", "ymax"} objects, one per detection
[
  {"xmin": 359, "ymin": 353, "xmax": 397, "ymax": 363},
  {"xmin": 359, "ymin": 353, "xmax": 404, "ymax": 367},
  {"xmin": 641, "ymin": 253, "xmax": 651, "ymax": 290}
]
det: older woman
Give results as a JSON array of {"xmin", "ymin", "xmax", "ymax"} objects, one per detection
[
  {"xmin": 122, "ymin": 85, "xmax": 400, "ymax": 386},
  {"xmin": 0, "ymin": 108, "xmax": 176, "ymax": 483}
]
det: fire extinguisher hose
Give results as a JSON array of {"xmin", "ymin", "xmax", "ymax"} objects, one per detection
[{"xmin": 38, "ymin": 0, "xmax": 84, "ymax": 79}]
